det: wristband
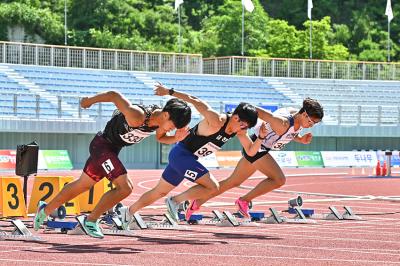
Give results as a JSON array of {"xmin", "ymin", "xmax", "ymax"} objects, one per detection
[
  {"xmin": 258, "ymin": 135, "xmax": 266, "ymax": 140},
  {"xmin": 169, "ymin": 88, "xmax": 175, "ymax": 95}
]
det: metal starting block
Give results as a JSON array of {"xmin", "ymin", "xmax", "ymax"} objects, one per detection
[
  {"xmin": 262, "ymin": 207, "xmax": 317, "ymax": 224},
  {"xmin": 65, "ymin": 215, "xmax": 135, "ymax": 237},
  {"xmin": 101, "ymin": 214, "xmax": 135, "ymax": 236},
  {"xmin": 203, "ymin": 210, "xmax": 225, "ymax": 225},
  {"xmin": 312, "ymin": 206, "xmax": 362, "ymax": 221},
  {"xmin": 214, "ymin": 211, "xmax": 259, "ymax": 227},
  {"xmin": 342, "ymin": 206, "xmax": 362, "ymax": 220},
  {"xmin": 146, "ymin": 213, "xmax": 188, "ymax": 230},
  {"xmin": 0, "ymin": 220, "xmax": 43, "ymax": 242},
  {"xmin": 178, "ymin": 213, "xmax": 203, "ymax": 224},
  {"xmin": 287, "ymin": 208, "xmax": 314, "ymax": 217}
]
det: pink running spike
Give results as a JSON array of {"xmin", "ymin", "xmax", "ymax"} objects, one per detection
[
  {"xmin": 185, "ymin": 199, "xmax": 200, "ymax": 221},
  {"xmin": 235, "ymin": 198, "xmax": 250, "ymax": 218}
]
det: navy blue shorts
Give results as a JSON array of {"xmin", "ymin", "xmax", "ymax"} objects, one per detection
[
  {"xmin": 83, "ymin": 133, "xmax": 126, "ymax": 182},
  {"xmin": 162, "ymin": 143, "xmax": 209, "ymax": 186}
]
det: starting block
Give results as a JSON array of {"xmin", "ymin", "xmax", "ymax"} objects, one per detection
[
  {"xmin": 203, "ymin": 210, "xmax": 225, "ymax": 225},
  {"xmin": 342, "ymin": 206, "xmax": 362, "ymax": 220},
  {"xmin": 312, "ymin": 206, "xmax": 362, "ymax": 221},
  {"xmin": 46, "ymin": 220, "xmax": 78, "ymax": 233},
  {"xmin": 146, "ymin": 213, "xmax": 188, "ymax": 230},
  {"xmin": 178, "ymin": 212, "xmax": 203, "ymax": 224},
  {"xmin": 287, "ymin": 207, "xmax": 314, "ymax": 217},
  {"xmin": 125, "ymin": 212, "xmax": 188, "ymax": 230},
  {"xmin": 69, "ymin": 215, "xmax": 135, "ymax": 237},
  {"xmin": 0, "ymin": 220, "xmax": 43, "ymax": 242},
  {"xmin": 262, "ymin": 207, "xmax": 317, "ymax": 224},
  {"xmin": 235, "ymin": 211, "xmax": 265, "ymax": 221},
  {"xmin": 213, "ymin": 211, "xmax": 259, "ymax": 227}
]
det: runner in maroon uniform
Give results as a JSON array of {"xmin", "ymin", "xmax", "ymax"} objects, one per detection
[{"xmin": 34, "ymin": 90, "xmax": 191, "ymax": 238}]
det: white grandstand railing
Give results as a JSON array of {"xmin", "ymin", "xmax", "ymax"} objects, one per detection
[
  {"xmin": 0, "ymin": 41, "xmax": 202, "ymax": 74},
  {"xmin": 203, "ymin": 56, "xmax": 400, "ymax": 81},
  {"xmin": 1, "ymin": 94, "xmax": 400, "ymax": 126}
]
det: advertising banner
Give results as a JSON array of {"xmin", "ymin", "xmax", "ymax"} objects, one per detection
[
  {"xmin": 321, "ymin": 151, "xmax": 377, "ymax": 167},
  {"xmin": 0, "ymin": 150, "xmax": 73, "ymax": 170},
  {"xmin": 270, "ymin": 151, "xmax": 298, "ymax": 167},
  {"xmin": 0, "ymin": 150, "xmax": 16, "ymax": 170},
  {"xmin": 295, "ymin": 151, "xmax": 324, "ymax": 167},
  {"xmin": 40, "ymin": 150, "xmax": 73, "ymax": 170}
]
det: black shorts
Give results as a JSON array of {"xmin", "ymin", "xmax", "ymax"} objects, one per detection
[
  {"xmin": 83, "ymin": 133, "xmax": 126, "ymax": 182},
  {"xmin": 242, "ymin": 134, "xmax": 270, "ymax": 163}
]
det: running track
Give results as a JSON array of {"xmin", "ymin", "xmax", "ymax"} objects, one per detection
[{"xmin": 0, "ymin": 168, "xmax": 399, "ymax": 266}]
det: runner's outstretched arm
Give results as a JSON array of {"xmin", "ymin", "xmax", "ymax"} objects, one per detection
[
  {"xmin": 155, "ymin": 127, "xmax": 190, "ymax": 144},
  {"xmin": 154, "ymin": 83, "xmax": 223, "ymax": 128},
  {"xmin": 255, "ymin": 106, "xmax": 290, "ymax": 135},
  {"xmin": 80, "ymin": 90, "xmax": 144, "ymax": 127}
]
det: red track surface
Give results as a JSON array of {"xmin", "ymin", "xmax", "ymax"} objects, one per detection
[{"xmin": 0, "ymin": 168, "xmax": 399, "ymax": 265}]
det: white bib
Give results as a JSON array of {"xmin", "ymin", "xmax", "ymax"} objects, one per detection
[
  {"xmin": 120, "ymin": 129, "xmax": 152, "ymax": 144},
  {"xmin": 194, "ymin": 142, "xmax": 221, "ymax": 157}
]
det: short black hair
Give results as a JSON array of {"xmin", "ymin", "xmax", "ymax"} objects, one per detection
[
  {"xmin": 232, "ymin": 102, "xmax": 258, "ymax": 128},
  {"xmin": 162, "ymin": 98, "xmax": 191, "ymax": 129},
  {"xmin": 299, "ymin": 98, "xmax": 324, "ymax": 120}
]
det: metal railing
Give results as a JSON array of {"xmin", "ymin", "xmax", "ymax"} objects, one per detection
[
  {"xmin": 203, "ymin": 56, "xmax": 400, "ymax": 81},
  {"xmin": 1, "ymin": 93, "xmax": 399, "ymax": 126},
  {"xmin": 0, "ymin": 41, "xmax": 202, "ymax": 74}
]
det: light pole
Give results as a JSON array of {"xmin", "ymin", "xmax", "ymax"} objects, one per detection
[{"xmin": 64, "ymin": 0, "xmax": 67, "ymax": 45}]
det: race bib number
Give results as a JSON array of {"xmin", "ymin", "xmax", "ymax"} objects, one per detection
[
  {"xmin": 102, "ymin": 159, "xmax": 115, "ymax": 174},
  {"xmin": 271, "ymin": 142, "xmax": 286, "ymax": 151},
  {"xmin": 184, "ymin": 170, "xmax": 198, "ymax": 180},
  {"xmin": 194, "ymin": 142, "xmax": 221, "ymax": 157},
  {"xmin": 120, "ymin": 129, "xmax": 152, "ymax": 144}
]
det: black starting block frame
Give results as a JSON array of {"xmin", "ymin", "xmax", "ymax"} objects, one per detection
[{"xmin": 0, "ymin": 220, "xmax": 43, "ymax": 242}]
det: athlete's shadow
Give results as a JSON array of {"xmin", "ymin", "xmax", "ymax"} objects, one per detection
[
  {"xmin": 27, "ymin": 242, "xmax": 143, "ymax": 254},
  {"xmin": 135, "ymin": 235, "xmax": 219, "ymax": 245},
  {"xmin": 213, "ymin": 232, "xmax": 281, "ymax": 240}
]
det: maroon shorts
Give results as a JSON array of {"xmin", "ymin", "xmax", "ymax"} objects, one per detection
[{"xmin": 83, "ymin": 133, "xmax": 127, "ymax": 182}]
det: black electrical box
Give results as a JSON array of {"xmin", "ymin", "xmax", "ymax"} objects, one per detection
[{"xmin": 15, "ymin": 142, "xmax": 39, "ymax": 177}]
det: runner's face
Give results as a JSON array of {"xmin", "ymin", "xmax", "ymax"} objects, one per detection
[
  {"xmin": 162, "ymin": 120, "xmax": 176, "ymax": 132},
  {"xmin": 232, "ymin": 115, "xmax": 249, "ymax": 133},
  {"xmin": 302, "ymin": 112, "xmax": 320, "ymax": 128}
]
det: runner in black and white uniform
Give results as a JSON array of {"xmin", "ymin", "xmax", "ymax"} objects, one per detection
[
  {"xmin": 120, "ymin": 83, "xmax": 268, "ymax": 225},
  {"xmin": 243, "ymin": 107, "xmax": 303, "ymax": 163},
  {"xmin": 34, "ymin": 90, "xmax": 191, "ymax": 238},
  {"xmin": 185, "ymin": 98, "xmax": 324, "ymax": 218}
]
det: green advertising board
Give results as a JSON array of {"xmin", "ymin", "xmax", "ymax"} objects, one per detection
[
  {"xmin": 41, "ymin": 150, "xmax": 73, "ymax": 170},
  {"xmin": 295, "ymin": 151, "xmax": 324, "ymax": 167}
]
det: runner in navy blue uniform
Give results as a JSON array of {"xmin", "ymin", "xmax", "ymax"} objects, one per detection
[
  {"xmin": 183, "ymin": 98, "xmax": 323, "ymax": 219},
  {"xmin": 34, "ymin": 90, "xmax": 191, "ymax": 238},
  {"xmin": 120, "ymin": 84, "xmax": 267, "ymax": 226}
]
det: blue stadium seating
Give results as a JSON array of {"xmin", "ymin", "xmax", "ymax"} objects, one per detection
[{"xmin": 0, "ymin": 64, "xmax": 292, "ymax": 119}]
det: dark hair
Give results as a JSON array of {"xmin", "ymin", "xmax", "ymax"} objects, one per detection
[
  {"xmin": 162, "ymin": 98, "xmax": 191, "ymax": 129},
  {"xmin": 299, "ymin": 98, "xmax": 324, "ymax": 120},
  {"xmin": 232, "ymin": 102, "xmax": 258, "ymax": 128}
]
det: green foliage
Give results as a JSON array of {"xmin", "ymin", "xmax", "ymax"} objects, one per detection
[
  {"xmin": 300, "ymin": 17, "xmax": 349, "ymax": 60},
  {"xmin": 0, "ymin": 2, "xmax": 64, "ymax": 43}
]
